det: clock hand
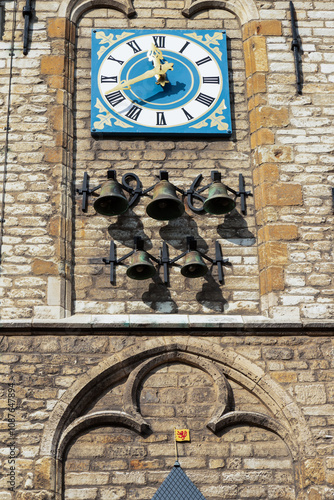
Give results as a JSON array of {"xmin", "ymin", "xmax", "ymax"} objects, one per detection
[
  {"xmin": 147, "ymin": 43, "xmax": 172, "ymax": 87},
  {"xmin": 147, "ymin": 43, "xmax": 164, "ymax": 68},
  {"xmin": 105, "ymin": 61, "xmax": 173, "ymax": 93}
]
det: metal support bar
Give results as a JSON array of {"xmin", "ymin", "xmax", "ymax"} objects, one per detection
[
  {"xmin": 77, "ymin": 170, "xmax": 251, "ymax": 216},
  {"xmin": 103, "ymin": 237, "xmax": 160, "ymax": 284},
  {"xmin": 290, "ymin": 1, "xmax": 302, "ymax": 94},
  {"xmin": 76, "ymin": 173, "xmax": 102, "ymax": 212},
  {"xmin": 161, "ymin": 242, "xmax": 170, "ymax": 284},
  {"xmin": 23, "ymin": 0, "xmax": 33, "ymax": 55}
]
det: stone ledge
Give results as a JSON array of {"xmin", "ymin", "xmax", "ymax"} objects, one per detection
[{"xmin": 0, "ymin": 315, "xmax": 334, "ymax": 335}]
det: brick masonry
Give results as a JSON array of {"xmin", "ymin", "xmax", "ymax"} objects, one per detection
[
  {"xmin": 0, "ymin": 334, "xmax": 333, "ymax": 499},
  {"xmin": 0, "ymin": 0, "xmax": 334, "ymax": 499},
  {"xmin": 0, "ymin": 0, "xmax": 333, "ymax": 320}
]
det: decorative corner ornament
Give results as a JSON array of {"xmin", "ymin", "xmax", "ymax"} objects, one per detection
[{"xmin": 91, "ymin": 29, "xmax": 232, "ymax": 136}]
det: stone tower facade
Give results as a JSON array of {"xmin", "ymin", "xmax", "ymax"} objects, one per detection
[{"xmin": 0, "ymin": 0, "xmax": 333, "ymax": 499}]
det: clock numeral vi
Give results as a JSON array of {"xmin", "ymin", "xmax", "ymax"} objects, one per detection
[
  {"xmin": 153, "ymin": 36, "xmax": 166, "ymax": 48},
  {"xmin": 127, "ymin": 40, "xmax": 142, "ymax": 53},
  {"xmin": 182, "ymin": 108, "xmax": 193, "ymax": 121},
  {"xmin": 107, "ymin": 54, "xmax": 124, "ymax": 65},
  {"xmin": 196, "ymin": 56, "xmax": 212, "ymax": 66},
  {"xmin": 203, "ymin": 76, "xmax": 220, "ymax": 84},
  {"xmin": 195, "ymin": 93, "xmax": 215, "ymax": 107},
  {"xmin": 101, "ymin": 75, "xmax": 118, "ymax": 83},
  {"xmin": 156, "ymin": 112, "xmax": 167, "ymax": 126},
  {"xmin": 105, "ymin": 91, "xmax": 126, "ymax": 107},
  {"xmin": 125, "ymin": 105, "xmax": 142, "ymax": 121}
]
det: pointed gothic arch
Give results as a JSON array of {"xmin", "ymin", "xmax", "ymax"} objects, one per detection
[
  {"xmin": 40, "ymin": 338, "xmax": 315, "ymax": 497},
  {"xmin": 59, "ymin": 0, "xmax": 259, "ymax": 25}
]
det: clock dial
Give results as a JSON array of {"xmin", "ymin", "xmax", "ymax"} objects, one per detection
[{"xmin": 91, "ymin": 30, "xmax": 232, "ymax": 136}]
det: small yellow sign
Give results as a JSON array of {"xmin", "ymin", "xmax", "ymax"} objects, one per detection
[{"xmin": 175, "ymin": 429, "xmax": 190, "ymax": 442}]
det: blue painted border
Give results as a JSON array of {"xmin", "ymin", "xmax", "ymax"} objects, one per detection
[{"xmin": 91, "ymin": 29, "xmax": 232, "ymax": 136}]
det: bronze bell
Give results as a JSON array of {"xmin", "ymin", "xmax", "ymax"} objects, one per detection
[
  {"xmin": 146, "ymin": 180, "xmax": 184, "ymax": 221},
  {"xmin": 203, "ymin": 182, "xmax": 236, "ymax": 215},
  {"xmin": 94, "ymin": 179, "xmax": 129, "ymax": 216},
  {"xmin": 126, "ymin": 250, "xmax": 156, "ymax": 280},
  {"xmin": 181, "ymin": 250, "xmax": 208, "ymax": 278}
]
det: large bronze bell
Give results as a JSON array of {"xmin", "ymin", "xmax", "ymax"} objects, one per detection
[
  {"xmin": 126, "ymin": 250, "xmax": 156, "ymax": 280},
  {"xmin": 94, "ymin": 179, "xmax": 129, "ymax": 216},
  {"xmin": 203, "ymin": 181, "xmax": 236, "ymax": 215},
  {"xmin": 181, "ymin": 250, "xmax": 208, "ymax": 278},
  {"xmin": 146, "ymin": 180, "xmax": 184, "ymax": 221}
]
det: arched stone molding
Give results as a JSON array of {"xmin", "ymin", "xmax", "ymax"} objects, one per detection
[
  {"xmin": 57, "ymin": 410, "xmax": 150, "ymax": 460},
  {"xmin": 182, "ymin": 0, "xmax": 259, "ymax": 24},
  {"xmin": 210, "ymin": 410, "xmax": 299, "ymax": 460},
  {"xmin": 122, "ymin": 351, "xmax": 233, "ymax": 429},
  {"xmin": 59, "ymin": 0, "xmax": 136, "ymax": 23},
  {"xmin": 41, "ymin": 337, "xmax": 315, "ymax": 463}
]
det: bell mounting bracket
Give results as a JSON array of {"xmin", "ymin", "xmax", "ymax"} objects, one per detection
[
  {"xmin": 186, "ymin": 171, "xmax": 251, "ymax": 214},
  {"xmin": 161, "ymin": 236, "xmax": 229, "ymax": 285},
  {"xmin": 103, "ymin": 236, "xmax": 159, "ymax": 285},
  {"xmin": 77, "ymin": 169, "xmax": 183, "ymax": 214}
]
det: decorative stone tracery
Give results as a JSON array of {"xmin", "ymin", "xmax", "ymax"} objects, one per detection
[{"xmin": 40, "ymin": 338, "xmax": 315, "ymax": 497}]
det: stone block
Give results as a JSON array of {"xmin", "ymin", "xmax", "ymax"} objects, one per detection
[
  {"xmin": 246, "ymin": 73, "xmax": 267, "ymax": 98},
  {"xmin": 243, "ymin": 20, "xmax": 282, "ymax": 40},
  {"xmin": 258, "ymin": 224, "xmax": 298, "ymax": 243},
  {"xmin": 32, "ymin": 259, "xmax": 58, "ymax": 276},
  {"xmin": 251, "ymin": 128, "xmax": 275, "ymax": 148},
  {"xmin": 41, "ymin": 56, "xmax": 66, "ymax": 76},
  {"xmin": 244, "ymin": 36, "xmax": 269, "ymax": 77}
]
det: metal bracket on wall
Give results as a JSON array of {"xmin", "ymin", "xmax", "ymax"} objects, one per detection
[
  {"xmin": 290, "ymin": 1, "xmax": 302, "ymax": 94},
  {"xmin": 23, "ymin": 0, "xmax": 33, "ymax": 55}
]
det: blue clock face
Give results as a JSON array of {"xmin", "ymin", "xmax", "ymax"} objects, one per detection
[{"xmin": 91, "ymin": 30, "xmax": 232, "ymax": 136}]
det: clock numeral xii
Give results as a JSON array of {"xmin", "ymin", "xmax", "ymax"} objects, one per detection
[{"xmin": 153, "ymin": 36, "xmax": 165, "ymax": 48}]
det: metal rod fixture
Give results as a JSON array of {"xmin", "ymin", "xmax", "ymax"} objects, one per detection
[
  {"xmin": 103, "ymin": 236, "xmax": 229, "ymax": 286},
  {"xmin": 78, "ymin": 169, "xmax": 251, "ymax": 217},
  {"xmin": 103, "ymin": 236, "xmax": 159, "ymax": 285},
  {"xmin": 23, "ymin": 0, "xmax": 33, "ymax": 55},
  {"xmin": 290, "ymin": 1, "xmax": 302, "ymax": 94}
]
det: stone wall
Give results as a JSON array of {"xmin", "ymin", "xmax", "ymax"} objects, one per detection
[
  {"xmin": 0, "ymin": 0, "xmax": 333, "ymax": 320},
  {"xmin": 0, "ymin": 0, "xmax": 334, "ymax": 499},
  {"xmin": 1, "ymin": 334, "xmax": 333, "ymax": 499}
]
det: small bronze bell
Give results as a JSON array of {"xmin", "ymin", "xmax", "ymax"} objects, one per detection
[
  {"xmin": 146, "ymin": 180, "xmax": 184, "ymax": 221},
  {"xmin": 126, "ymin": 250, "xmax": 156, "ymax": 280},
  {"xmin": 181, "ymin": 250, "xmax": 208, "ymax": 278},
  {"xmin": 94, "ymin": 179, "xmax": 129, "ymax": 216},
  {"xmin": 203, "ymin": 182, "xmax": 236, "ymax": 215}
]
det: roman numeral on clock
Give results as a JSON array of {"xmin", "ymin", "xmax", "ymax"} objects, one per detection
[
  {"xmin": 153, "ymin": 36, "xmax": 165, "ymax": 48},
  {"xmin": 101, "ymin": 75, "xmax": 118, "ymax": 83},
  {"xmin": 179, "ymin": 41, "xmax": 190, "ymax": 54},
  {"xmin": 195, "ymin": 93, "xmax": 215, "ymax": 107},
  {"xmin": 182, "ymin": 108, "xmax": 193, "ymax": 121},
  {"xmin": 107, "ymin": 54, "xmax": 124, "ymax": 65},
  {"xmin": 196, "ymin": 56, "xmax": 212, "ymax": 66},
  {"xmin": 127, "ymin": 40, "xmax": 142, "ymax": 53},
  {"xmin": 203, "ymin": 76, "xmax": 220, "ymax": 84},
  {"xmin": 125, "ymin": 105, "xmax": 142, "ymax": 121},
  {"xmin": 105, "ymin": 91, "xmax": 126, "ymax": 107},
  {"xmin": 156, "ymin": 112, "xmax": 167, "ymax": 126}
]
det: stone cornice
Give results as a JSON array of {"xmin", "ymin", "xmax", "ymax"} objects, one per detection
[{"xmin": 1, "ymin": 315, "xmax": 334, "ymax": 335}]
